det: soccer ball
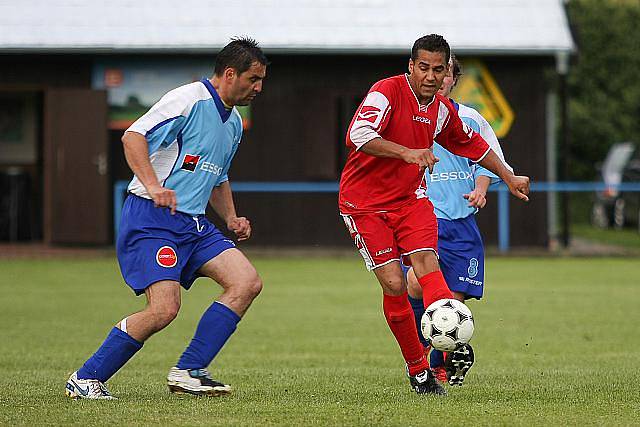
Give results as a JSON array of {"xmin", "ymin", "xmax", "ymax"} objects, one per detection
[{"xmin": 420, "ymin": 299, "xmax": 474, "ymax": 352}]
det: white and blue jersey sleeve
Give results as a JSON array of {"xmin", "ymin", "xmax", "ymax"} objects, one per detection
[
  {"xmin": 126, "ymin": 79, "xmax": 243, "ymax": 216},
  {"xmin": 426, "ymin": 101, "xmax": 512, "ymax": 220},
  {"xmin": 459, "ymin": 104, "xmax": 512, "ymax": 185}
]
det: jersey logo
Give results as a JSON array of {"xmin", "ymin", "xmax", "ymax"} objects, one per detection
[
  {"xmin": 70, "ymin": 380, "xmax": 89, "ymax": 396},
  {"xmin": 156, "ymin": 246, "xmax": 178, "ymax": 268},
  {"xmin": 357, "ymin": 105, "xmax": 382, "ymax": 123},
  {"xmin": 180, "ymin": 154, "xmax": 201, "ymax": 172},
  {"xmin": 412, "ymin": 115, "xmax": 431, "ymax": 125}
]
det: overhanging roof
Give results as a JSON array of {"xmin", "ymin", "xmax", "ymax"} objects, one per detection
[{"xmin": 0, "ymin": 0, "xmax": 574, "ymax": 55}]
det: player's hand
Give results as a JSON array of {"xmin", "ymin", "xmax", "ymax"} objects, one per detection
[
  {"xmin": 464, "ymin": 189, "xmax": 487, "ymax": 208},
  {"xmin": 403, "ymin": 148, "xmax": 439, "ymax": 173},
  {"xmin": 505, "ymin": 175, "xmax": 530, "ymax": 202},
  {"xmin": 148, "ymin": 184, "xmax": 177, "ymax": 214},
  {"xmin": 227, "ymin": 216, "xmax": 251, "ymax": 241}
]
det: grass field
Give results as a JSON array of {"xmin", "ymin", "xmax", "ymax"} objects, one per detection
[
  {"xmin": 572, "ymin": 223, "xmax": 640, "ymax": 250},
  {"xmin": 1, "ymin": 255, "xmax": 639, "ymax": 426}
]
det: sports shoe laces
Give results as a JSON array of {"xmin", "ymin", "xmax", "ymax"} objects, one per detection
[{"xmin": 90, "ymin": 381, "xmax": 111, "ymax": 396}]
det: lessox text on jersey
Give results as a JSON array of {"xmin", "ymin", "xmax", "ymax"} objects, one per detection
[{"xmin": 429, "ymin": 171, "xmax": 474, "ymax": 182}]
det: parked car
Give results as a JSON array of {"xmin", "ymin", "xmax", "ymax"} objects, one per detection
[{"xmin": 591, "ymin": 142, "xmax": 640, "ymax": 231}]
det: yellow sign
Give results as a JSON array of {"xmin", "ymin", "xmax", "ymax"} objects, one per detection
[{"xmin": 450, "ymin": 60, "xmax": 514, "ymax": 138}]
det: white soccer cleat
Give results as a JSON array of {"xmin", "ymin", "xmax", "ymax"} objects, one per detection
[
  {"xmin": 65, "ymin": 371, "xmax": 117, "ymax": 400},
  {"xmin": 167, "ymin": 367, "xmax": 232, "ymax": 396}
]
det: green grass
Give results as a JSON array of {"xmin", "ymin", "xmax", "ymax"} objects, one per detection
[
  {"xmin": 572, "ymin": 223, "xmax": 640, "ymax": 249},
  {"xmin": 1, "ymin": 256, "xmax": 639, "ymax": 426}
]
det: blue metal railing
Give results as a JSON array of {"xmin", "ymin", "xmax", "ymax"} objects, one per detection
[{"xmin": 114, "ymin": 180, "xmax": 640, "ymax": 251}]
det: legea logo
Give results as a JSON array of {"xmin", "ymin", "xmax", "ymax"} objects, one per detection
[{"xmin": 413, "ymin": 115, "xmax": 431, "ymax": 125}]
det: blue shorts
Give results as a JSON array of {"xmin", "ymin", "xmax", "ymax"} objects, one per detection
[
  {"xmin": 116, "ymin": 195, "xmax": 236, "ymax": 296},
  {"xmin": 437, "ymin": 215, "xmax": 485, "ymax": 299}
]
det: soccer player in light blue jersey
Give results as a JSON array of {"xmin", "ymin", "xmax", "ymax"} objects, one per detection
[
  {"xmin": 65, "ymin": 37, "xmax": 268, "ymax": 399},
  {"xmin": 405, "ymin": 54, "xmax": 513, "ymax": 386}
]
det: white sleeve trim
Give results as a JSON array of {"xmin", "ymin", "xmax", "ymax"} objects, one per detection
[
  {"xmin": 474, "ymin": 147, "xmax": 492, "ymax": 163},
  {"xmin": 349, "ymin": 91, "xmax": 390, "ymax": 150},
  {"xmin": 462, "ymin": 104, "xmax": 513, "ymax": 172},
  {"xmin": 126, "ymin": 82, "xmax": 204, "ymax": 136}
]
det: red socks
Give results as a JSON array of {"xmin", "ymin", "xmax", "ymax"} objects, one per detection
[
  {"xmin": 418, "ymin": 271, "xmax": 453, "ymax": 308},
  {"xmin": 383, "ymin": 292, "xmax": 429, "ymax": 376}
]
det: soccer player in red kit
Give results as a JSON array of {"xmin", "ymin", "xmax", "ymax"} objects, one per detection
[{"xmin": 339, "ymin": 34, "xmax": 530, "ymax": 395}]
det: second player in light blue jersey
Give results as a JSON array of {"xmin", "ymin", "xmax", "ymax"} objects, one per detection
[
  {"xmin": 66, "ymin": 38, "xmax": 268, "ymax": 399},
  {"xmin": 405, "ymin": 55, "xmax": 513, "ymax": 386}
]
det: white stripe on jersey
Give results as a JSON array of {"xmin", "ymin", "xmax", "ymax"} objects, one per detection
[
  {"xmin": 349, "ymin": 91, "xmax": 390, "ymax": 150},
  {"xmin": 125, "ymin": 81, "xmax": 213, "ymax": 199},
  {"xmin": 127, "ymin": 82, "xmax": 211, "ymax": 137},
  {"xmin": 458, "ymin": 103, "xmax": 513, "ymax": 172},
  {"xmin": 433, "ymin": 101, "xmax": 450, "ymax": 139},
  {"xmin": 127, "ymin": 140, "xmax": 180, "ymax": 197}
]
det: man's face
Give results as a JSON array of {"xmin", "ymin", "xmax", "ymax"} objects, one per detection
[
  {"xmin": 227, "ymin": 61, "xmax": 267, "ymax": 106},
  {"xmin": 438, "ymin": 63, "xmax": 455, "ymax": 98},
  {"xmin": 407, "ymin": 50, "xmax": 448, "ymax": 102}
]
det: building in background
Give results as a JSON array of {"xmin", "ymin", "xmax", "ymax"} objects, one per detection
[{"xmin": 0, "ymin": 0, "xmax": 573, "ymax": 247}]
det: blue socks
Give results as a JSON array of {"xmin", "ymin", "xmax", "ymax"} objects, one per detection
[
  {"xmin": 408, "ymin": 295, "xmax": 429, "ymax": 348},
  {"xmin": 176, "ymin": 301, "xmax": 240, "ymax": 369},
  {"xmin": 408, "ymin": 294, "xmax": 446, "ymax": 367},
  {"xmin": 430, "ymin": 348, "xmax": 445, "ymax": 368},
  {"xmin": 77, "ymin": 327, "xmax": 143, "ymax": 382},
  {"xmin": 76, "ymin": 301, "xmax": 240, "ymax": 381}
]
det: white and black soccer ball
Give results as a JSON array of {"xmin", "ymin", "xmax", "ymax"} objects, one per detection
[{"xmin": 420, "ymin": 299, "xmax": 474, "ymax": 352}]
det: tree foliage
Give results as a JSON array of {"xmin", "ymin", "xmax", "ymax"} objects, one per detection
[{"xmin": 566, "ymin": 0, "xmax": 640, "ymax": 179}]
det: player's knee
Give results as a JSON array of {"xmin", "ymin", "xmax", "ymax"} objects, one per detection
[
  {"xmin": 245, "ymin": 274, "xmax": 263, "ymax": 299},
  {"xmin": 152, "ymin": 301, "xmax": 180, "ymax": 328},
  {"xmin": 381, "ymin": 278, "xmax": 406, "ymax": 295}
]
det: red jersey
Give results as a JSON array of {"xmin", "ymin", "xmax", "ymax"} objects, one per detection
[{"xmin": 339, "ymin": 74, "xmax": 491, "ymax": 214}]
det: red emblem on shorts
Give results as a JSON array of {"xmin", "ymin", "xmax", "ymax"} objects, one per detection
[{"xmin": 156, "ymin": 246, "xmax": 177, "ymax": 268}]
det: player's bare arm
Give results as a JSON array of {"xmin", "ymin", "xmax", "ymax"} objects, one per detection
[
  {"xmin": 122, "ymin": 131, "xmax": 177, "ymax": 214},
  {"xmin": 360, "ymin": 137, "xmax": 440, "ymax": 173},
  {"xmin": 478, "ymin": 150, "xmax": 530, "ymax": 202},
  {"xmin": 209, "ymin": 181, "xmax": 251, "ymax": 241},
  {"xmin": 464, "ymin": 175, "xmax": 491, "ymax": 208}
]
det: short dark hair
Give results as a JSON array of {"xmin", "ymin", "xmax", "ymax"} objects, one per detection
[
  {"xmin": 411, "ymin": 34, "xmax": 450, "ymax": 63},
  {"xmin": 214, "ymin": 36, "xmax": 269, "ymax": 76},
  {"xmin": 451, "ymin": 53, "xmax": 463, "ymax": 84}
]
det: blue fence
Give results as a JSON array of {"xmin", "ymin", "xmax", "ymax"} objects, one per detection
[{"xmin": 114, "ymin": 180, "xmax": 640, "ymax": 251}]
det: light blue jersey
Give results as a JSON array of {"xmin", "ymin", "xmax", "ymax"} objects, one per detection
[
  {"xmin": 426, "ymin": 100, "xmax": 512, "ymax": 220},
  {"xmin": 126, "ymin": 79, "xmax": 243, "ymax": 216}
]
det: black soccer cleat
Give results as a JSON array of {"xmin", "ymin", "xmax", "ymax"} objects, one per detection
[
  {"xmin": 445, "ymin": 343, "xmax": 475, "ymax": 386},
  {"xmin": 409, "ymin": 369, "xmax": 447, "ymax": 395}
]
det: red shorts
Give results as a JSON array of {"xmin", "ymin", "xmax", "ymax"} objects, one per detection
[{"xmin": 340, "ymin": 197, "xmax": 438, "ymax": 270}]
